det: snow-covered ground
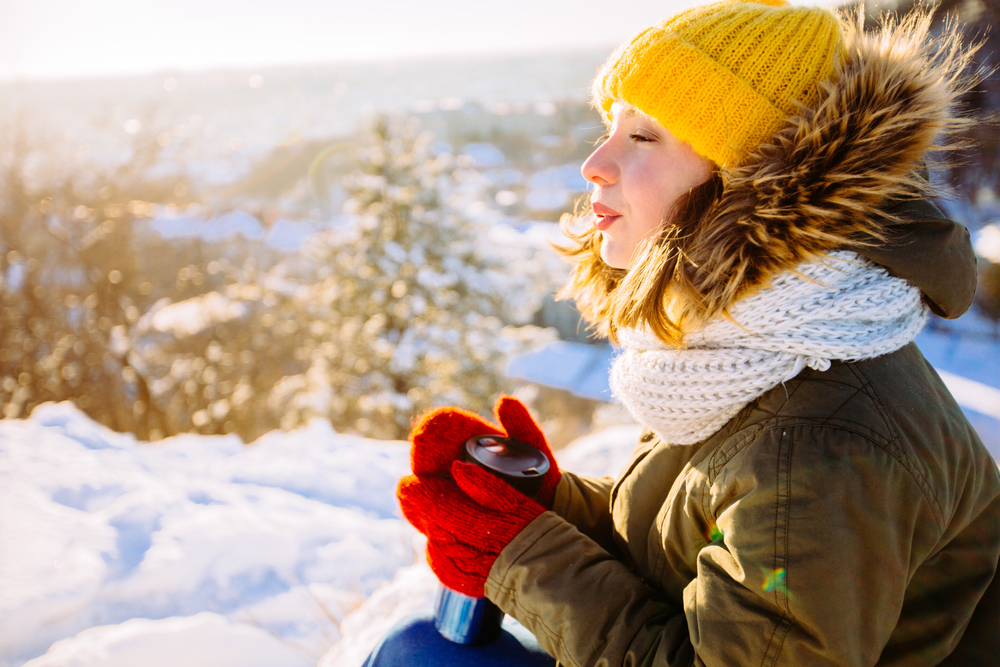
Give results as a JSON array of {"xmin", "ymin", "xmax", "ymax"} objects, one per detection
[
  {"xmin": 0, "ymin": 401, "xmax": 640, "ymax": 667},
  {"xmin": 1, "ymin": 403, "xmax": 416, "ymax": 667}
]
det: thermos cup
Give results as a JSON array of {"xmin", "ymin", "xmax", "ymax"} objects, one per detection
[{"xmin": 432, "ymin": 434, "xmax": 550, "ymax": 645}]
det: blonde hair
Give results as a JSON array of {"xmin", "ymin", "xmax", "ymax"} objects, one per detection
[{"xmin": 556, "ymin": 172, "xmax": 724, "ymax": 347}]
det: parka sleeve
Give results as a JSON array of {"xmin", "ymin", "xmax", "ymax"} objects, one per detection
[
  {"xmin": 487, "ymin": 513, "xmax": 696, "ymax": 666},
  {"xmin": 549, "ymin": 471, "xmax": 617, "ymax": 554},
  {"xmin": 485, "ymin": 424, "xmax": 943, "ymax": 667}
]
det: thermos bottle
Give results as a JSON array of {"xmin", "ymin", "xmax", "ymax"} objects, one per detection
[{"xmin": 432, "ymin": 434, "xmax": 550, "ymax": 645}]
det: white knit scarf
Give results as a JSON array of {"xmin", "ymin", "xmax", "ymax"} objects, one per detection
[{"xmin": 610, "ymin": 251, "xmax": 928, "ymax": 445}]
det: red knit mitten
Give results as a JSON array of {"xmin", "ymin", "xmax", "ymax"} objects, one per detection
[
  {"xmin": 408, "ymin": 395, "xmax": 561, "ymax": 508},
  {"xmin": 398, "ymin": 461, "xmax": 546, "ymax": 596},
  {"xmin": 492, "ymin": 396, "xmax": 561, "ymax": 509}
]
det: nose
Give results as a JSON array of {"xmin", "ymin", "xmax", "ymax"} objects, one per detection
[{"xmin": 581, "ymin": 138, "xmax": 616, "ymax": 186}]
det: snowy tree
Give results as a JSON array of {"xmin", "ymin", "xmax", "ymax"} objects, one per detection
[{"xmin": 284, "ymin": 117, "xmax": 556, "ymax": 439}]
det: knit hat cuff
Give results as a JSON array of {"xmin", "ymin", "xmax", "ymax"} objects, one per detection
[{"xmin": 594, "ymin": 34, "xmax": 789, "ymax": 168}]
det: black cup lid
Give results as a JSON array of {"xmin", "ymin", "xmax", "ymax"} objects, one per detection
[{"xmin": 464, "ymin": 435, "xmax": 550, "ymax": 479}]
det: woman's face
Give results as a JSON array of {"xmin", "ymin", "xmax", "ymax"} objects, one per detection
[{"xmin": 582, "ymin": 102, "xmax": 714, "ymax": 270}]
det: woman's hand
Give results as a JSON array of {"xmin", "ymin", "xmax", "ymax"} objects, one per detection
[
  {"xmin": 407, "ymin": 395, "xmax": 561, "ymax": 508},
  {"xmin": 398, "ymin": 395, "xmax": 561, "ymax": 596},
  {"xmin": 398, "ymin": 461, "xmax": 546, "ymax": 597}
]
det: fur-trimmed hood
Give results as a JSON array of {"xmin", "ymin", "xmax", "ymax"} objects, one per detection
[{"xmin": 635, "ymin": 8, "xmax": 981, "ymax": 330}]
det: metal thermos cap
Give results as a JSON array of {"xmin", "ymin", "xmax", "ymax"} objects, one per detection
[
  {"xmin": 464, "ymin": 435, "xmax": 549, "ymax": 478},
  {"xmin": 463, "ymin": 434, "xmax": 549, "ymax": 498}
]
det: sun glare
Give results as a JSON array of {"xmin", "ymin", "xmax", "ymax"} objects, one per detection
[{"xmin": 0, "ymin": 0, "xmax": 740, "ymax": 81}]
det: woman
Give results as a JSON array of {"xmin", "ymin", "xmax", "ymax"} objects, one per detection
[{"xmin": 384, "ymin": 1, "xmax": 1000, "ymax": 665}]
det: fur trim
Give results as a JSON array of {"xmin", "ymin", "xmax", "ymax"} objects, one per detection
[{"xmin": 653, "ymin": 7, "xmax": 981, "ymax": 329}]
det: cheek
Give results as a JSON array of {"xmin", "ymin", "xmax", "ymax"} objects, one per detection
[
  {"xmin": 643, "ymin": 155, "xmax": 711, "ymax": 217},
  {"xmin": 623, "ymin": 159, "xmax": 661, "ymax": 206},
  {"xmin": 629, "ymin": 164, "xmax": 689, "ymax": 222}
]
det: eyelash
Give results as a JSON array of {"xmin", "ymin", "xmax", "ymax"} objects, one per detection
[{"xmin": 595, "ymin": 131, "xmax": 654, "ymax": 145}]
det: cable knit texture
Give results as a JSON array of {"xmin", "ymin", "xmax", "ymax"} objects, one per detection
[
  {"xmin": 610, "ymin": 251, "xmax": 927, "ymax": 445},
  {"xmin": 398, "ymin": 462, "xmax": 545, "ymax": 597}
]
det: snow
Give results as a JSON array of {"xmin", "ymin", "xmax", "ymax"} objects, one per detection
[
  {"xmin": 974, "ymin": 223, "xmax": 1000, "ymax": 263},
  {"xmin": 482, "ymin": 167, "xmax": 525, "ymax": 188},
  {"xmin": 25, "ymin": 613, "xmax": 303, "ymax": 667},
  {"xmin": 508, "ymin": 340, "xmax": 616, "ymax": 402},
  {"xmin": 460, "ymin": 144, "xmax": 505, "ymax": 169},
  {"xmin": 148, "ymin": 211, "xmax": 265, "ymax": 243},
  {"xmin": 146, "ymin": 212, "xmax": 334, "ymax": 253},
  {"xmin": 527, "ymin": 163, "xmax": 589, "ymax": 191},
  {"xmin": 266, "ymin": 219, "xmax": 327, "ymax": 253},
  {"xmin": 0, "ymin": 403, "xmax": 417, "ymax": 667},
  {"xmin": 523, "ymin": 163, "xmax": 590, "ymax": 212},
  {"xmin": 317, "ymin": 564, "xmax": 438, "ymax": 667},
  {"xmin": 914, "ymin": 323, "xmax": 1000, "ymax": 455},
  {"xmin": 935, "ymin": 369, "xmax": 1000, "ymax": 420},
  {"xmin": 524, "ymin": 188, "xmax": 572, "ymax": 212},
  {"xmin": 141, "ymin": 292, "xmax": 248, "ymax": 338},
  {"xmin": 485, "ymin": 220, "xmax": 566, "ymax": 251}
]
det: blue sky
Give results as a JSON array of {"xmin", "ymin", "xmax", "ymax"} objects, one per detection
[{"xmin": 0, "ymin": 0, "xmax": 835, "ymax": 81}]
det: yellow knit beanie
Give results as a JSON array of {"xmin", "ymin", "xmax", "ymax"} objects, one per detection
[{"xmin": 592, "ymin": 0, "xmax": 843, "ymax": 167}]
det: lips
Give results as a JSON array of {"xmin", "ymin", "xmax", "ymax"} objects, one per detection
[{"xmin": 592, "ymin": 202, "xmax": 621, "ymax": 231}]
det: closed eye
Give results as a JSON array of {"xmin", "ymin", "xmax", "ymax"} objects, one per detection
[{"xmin": 629, "ymin": 133, "xmax": 654, "ymax": 143}]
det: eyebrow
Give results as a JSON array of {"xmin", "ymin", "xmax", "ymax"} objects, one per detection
[
  {"xmin": 608, "ymin": 101, "xmax": 653, "ymax": 128},
  {"xmin": 611, "ymin": 101, "xmax": 644, "ymax": 120}
]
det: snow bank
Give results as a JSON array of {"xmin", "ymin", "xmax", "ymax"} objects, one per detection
[
  {"xmin": 24, "ymin": 613, "xmax": 303, "ymax": 667},
  {"xmin": 0, "ymin": 403, "xmax": 416, "ymax": 667}
]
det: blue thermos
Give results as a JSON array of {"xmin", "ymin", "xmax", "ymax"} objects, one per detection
[{"xmin": 433, "ymin": 434, "xmax": 550, "ymax": 645}]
